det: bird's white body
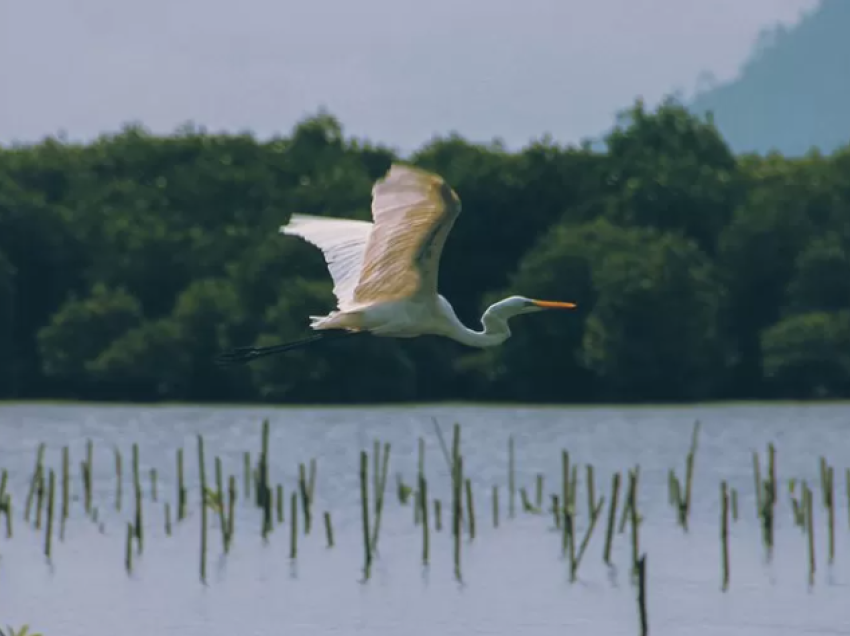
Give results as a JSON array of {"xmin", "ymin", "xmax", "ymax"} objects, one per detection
[{"xmin": 278, "ymin": 163, "xmax": 575, "ymax": 349}]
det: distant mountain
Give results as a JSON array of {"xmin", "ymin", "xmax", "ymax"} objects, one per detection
[{"xmin": 688, "ymin": 0, "xmax": 850, "ymax": 156}]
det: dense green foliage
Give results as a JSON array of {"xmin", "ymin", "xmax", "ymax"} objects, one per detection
[{"xmin": 1, "ymin": 99, "xmax": 849, "ymax": 403}]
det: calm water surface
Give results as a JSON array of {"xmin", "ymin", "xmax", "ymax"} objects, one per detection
[{"xmin": 1, "ymin": 402, "xmax": 850, "ymax": 635}]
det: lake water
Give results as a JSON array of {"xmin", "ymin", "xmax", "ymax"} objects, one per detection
[{"xmin": 1, "ymin": 402, "xmax": 850, "ymax": 636}]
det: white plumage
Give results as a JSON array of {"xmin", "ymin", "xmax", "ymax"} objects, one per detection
[{"xmin": 218, "ymin": 163, "xmax": 577, "ymax": 365}]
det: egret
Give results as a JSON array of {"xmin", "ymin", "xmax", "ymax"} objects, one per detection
[{"xmin": 216, "ymin": 163, "xmax": 576, "ymax": 366}]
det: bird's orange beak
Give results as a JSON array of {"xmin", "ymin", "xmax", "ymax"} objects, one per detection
[{"xmin": 531, "ymin": 299, "xmax": 577, "ymax": 310}]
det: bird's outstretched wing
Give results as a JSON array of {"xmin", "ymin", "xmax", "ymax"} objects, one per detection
[
  {"xmin": 280, "ymin": 214, "xmax": 373, "ymax": 310},
  {"xmin": 352, "ymin": 164, "xmax": 461, "ymax": 305}
]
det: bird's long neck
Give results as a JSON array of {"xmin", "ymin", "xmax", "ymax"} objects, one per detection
[{"xmin": 444, "ymin": 302, "xmax": 511, "ymax": 348}]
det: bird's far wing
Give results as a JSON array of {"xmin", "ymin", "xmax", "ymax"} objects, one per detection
[
  {"xmin": 353, "ymin": 164, "xmax": 461, "ymax": 305},
  {"xmin": 280, "ymin": 214, "xmax": 374, "ymax": 310}
]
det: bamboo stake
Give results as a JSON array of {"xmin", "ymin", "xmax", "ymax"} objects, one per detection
[
  {"xmin": 465, "ymin": 478, "xmax": 476, "ymax": 540},
  {"xmin": 324, "ymin": 511, "xmax": 334, "ymax": 548},
  {"xmin": 177, "ymin": 448, "xmax": 186, "ymax": 521},
  {"xmin": 290, "ymin": 492, "xmax": 298, "ymax": 559},
  {"xmin": 359, "ymin": 450, "xmax": 372, "ymax": 579},
  {"xmin": 721, "ymin": 480, "xmax": 730, "ymax": 591},
  {"xmin": 571, "ymin": 497, "xmax": 604, "ymax": 581},
  {"xmin": 805, "ymin": 482, "xmax": 815, "ymax": 587},
  {"xmin": 114, "ymin": 446, "xmax": 123, "ymax": 511},
  {"xmin": 24, "ymin": 443, "xmax": 45, "ymax": 522},
  {"xmin": 60, "ymin": 447, "xmax": 69, "ymax": 541},
  {"xmin": 603, "ymin": 472, "xmax": 621, "ymax": 565},
  {"xmin": 419, "ymin": 473, "xmax": 429, "ymax": 565},
  {"xmin": 198, "ymin": 434, "xmax": 208, "ymax": 584},
  {"xmin": 44, "ymin": 469, "xmax": 55, "ymax": 561},
  {"xmin": 215, "ymin": 457, "xmax": 227, "ymax": 553},
  {"xmin": 637, "ymin": 554, "xmax": 648, "ymax": 636}
]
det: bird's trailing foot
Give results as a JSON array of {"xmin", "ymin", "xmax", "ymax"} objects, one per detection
[{"xmin": 214, "ymin": 330, "xmax": 366, "ymax": 367}]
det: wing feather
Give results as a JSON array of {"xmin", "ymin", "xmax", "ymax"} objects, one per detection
[
  {"xmin": 280, "ymin": 214, "xmax": 373, "ymax": 310},
  {"xmin": 353, "ymin": 164, "xmax": 461, "ymax": 304}
]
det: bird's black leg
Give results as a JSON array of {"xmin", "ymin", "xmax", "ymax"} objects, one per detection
[{"xmin": 214, "ymin": 330, "xmax": 366, "ymax": 367}]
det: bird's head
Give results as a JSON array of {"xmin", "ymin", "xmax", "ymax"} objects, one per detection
[{"xmin": 492, "ymin": 295, "xmax": 578, "ymax": 318}]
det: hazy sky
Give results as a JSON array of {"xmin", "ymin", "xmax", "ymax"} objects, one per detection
[{"xmin": 0, "ymin": 0, "xmax": 819, "ymax": 153}]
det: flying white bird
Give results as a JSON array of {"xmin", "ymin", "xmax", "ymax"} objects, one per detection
[{"xmin": 217, "ymin": 163, "xmax": 576, "ymax": 365}]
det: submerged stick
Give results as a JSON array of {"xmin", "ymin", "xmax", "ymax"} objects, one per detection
[
  {"xmin": 24, "ymin": 443, "xmax": 45, "ymax": 522},
  {"xmin": 243, "ymin": 451, "xmax": 251, "ymax": 500},
  {"xmin": 370, "ymin": 442, "xmax": 391, "ymax": 553},
  {"xmin": 571, "ymin": 496, "xmax": 604, "ymax": 581},
  {"xmin": 0, "ymin": 472, "xmax": 6, "ymax": 527},
  {"xmin": 215, "ymin": 457, "xmax": 227, "ymax": 553},
  {"xmin": 465, "ymin": 478, "xmax": 476, "ymax": 540},
  {"xmin": 628, "ymin": 468, "xmax": 640, "ymax": 578},
  {"xmin": 132, "ymin": 443, "xmax": 143, "ymax": 554},
  {"xmin": 290, "ymin": 492, "xmax": 298, "ymax": 559},
  {"xmin": 3, "ymin": 495, "xmax": 12, "ymax": 537},
  {"xmin": 416, "ymin": 438, "xmax": 425, "ymax": 526},
  {"xmin": 114, "ymin": 446, "xmax": 123, "ymax": 511},
  {"xmin": 767, "ymin": 443, "xmax": 776, "ymax": 509},
  {"xmin": 453, "ymin": 455, "xmax": 463, "ymax": 581},
  {"xmin": 150, "ymin": 468, "xmax": 158, "ymax": 502},
  {"xmin": 307, "ymin": 457, "xmax": 317, "ymax": 504},
  {"xmin": 420, "ymin": 473, "xmax": 429, "ymax": 565},
  {"xmin": 492, "ymin": 485, "xmax": 499, "ymax": 529},
  {"xmin": 276, "ymin": 484, "xmax": 284, "ymax": 524},
  {"xmin": 198, "ymin": 434, "xmax": 208, "ymax": 584},
  {"xmin": 35, "ymin": 469, "xmax": 45, "ymax": 529},
  {"xmin": 430, "ymin": 416, "xmax": 453, "ymax": 476},
  {"xmin": 177, "ymin": 448, "xmax": 186, "ymax": 522},
  {"xmin": 721, "ymin": 480, "xmax": 730, "ymax": 591},
  {"xmin": 125, "ymin": 522, "xmax": 134, "ymax": 574},
  {"xmin": 569, "ymin": 464, "xmax": 578, "ymax": 520},
  {"xmin": 536, "ymin": 473, "xmax": 544, "ymax": 509},
  {"xmin": 44, "ymin": 468, "xmax": 55, "ymax": 561},
  {"xmin": 450, "ymin": 424, "xmax": 463, "ymax": 533},
  {"xmin": 259, "ymin": 420, "xmax": 272, "ymax": 539},
  {"xmin": 637, "ymin": 554, "xmax": 648, "ymax": 636},
  {"xmin": 551, "ymin": 494, "xmax": 561, "ymax": 529},
  {"xmin": 826, "ymin": 465, "xmax": 835, "ymax": 565},
  {"xmin": 373, "ymin": 440, "xmax": 380, "ymax": 515},
  {"xmin": 299, "ymin": 463, "xmax": 311, "ymax": 535},
  {"xmin": 60, "ymin": 448, "xmax": 69, "ymax": 540},
  {"xmin": 805, "ymin": 482, "xmax": 815, "ymax": 586},
  {"xmin": 618, "ymin": 477, "xmax": 632, "ymax": 535},
  {"xmin": 562, "ymin": 450, "xmax": 571, "ymax": 553},
  {"xmin": 359, "ymin": 450, "xmax": 372, "ymax": 579},
  {"xmin": 565, "ymin": 505, "xmax": 575, "ymax": 577},
  {"xmin": 84, "ymin": 439, "xmax": 93, "ymax": 515},
  {"xmin": 752, "ymin": 451, "xmax": 762, "ymax": 518},
  {"xmin": 324, "ymin": 511, "xmax": 334, "ymax": 548},
  {"xmin": 603, "ymin": 472, "xmax": 621, "ymax": 565},
  {"xmin": 228, "ymin": 475, "xmax": 236, "ymax": 543}
]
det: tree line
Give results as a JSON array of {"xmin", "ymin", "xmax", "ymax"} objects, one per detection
[{"xmin": 1, "ymin": 98, "xmax": 848, "ymax": 404}]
